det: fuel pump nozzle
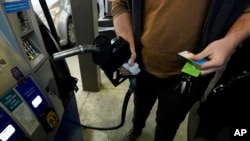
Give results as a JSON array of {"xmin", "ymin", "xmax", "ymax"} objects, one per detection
[
  {"xmin": 52, "ymin": 35, "xmax": 131, "ymax": 87},
  {"xmin": 52, "ymin": 44, "xmax": 100, "ymax": 61}
]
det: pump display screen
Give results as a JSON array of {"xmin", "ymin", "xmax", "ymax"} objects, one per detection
[{"xmin": 31, "ymin": 95, "xmax": 42, "ymax": 108}]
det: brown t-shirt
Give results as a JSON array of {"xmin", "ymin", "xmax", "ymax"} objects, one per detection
[{"xmin": 112, "ymin": 0, "xmax": 209, "ymax": 78}]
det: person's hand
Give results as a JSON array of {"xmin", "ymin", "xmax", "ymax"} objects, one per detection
[
  {"xmin": 191, "ymin": 38, "xmax": 236, "ymax": 76},
  {"xmin": 118, "ymin": 67, "xmax": 132, "ymax": 75},
  {"xmin": 128, "ymin": 52, "xmax": 136, "ymax": 66},
  {"xmin": 118, "ymin": 52, "xmax": 137, "ymax": 76}
]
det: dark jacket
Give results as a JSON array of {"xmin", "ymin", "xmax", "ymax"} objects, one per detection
[
  {"xmin": 127, "ymin": 0, "xmax": 250, "ymax": 52},
  {"xmin": 200, "ymin": 0, "xmax": 250, "ymax": 50},
  {"xmin": 126, "ymin": 0, "xmax": 250, "ymax": 97}
]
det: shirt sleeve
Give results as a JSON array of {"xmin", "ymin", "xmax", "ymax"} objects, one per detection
[
  {"xmin": 244, "ymin": 4, "xmax": 250, "ymax": 13},
  {"xmin": 111, "ymin": 0, "xmax": 130, "ymax": 19}
]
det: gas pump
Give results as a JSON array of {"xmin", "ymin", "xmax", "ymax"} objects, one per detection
[
  {"xmin": 0, "ymin": 0, "xmax": 64, "ymax": 141},
  {"xmin": 0, "ymin": 32, "xmax": 38, "ymax": 141}
]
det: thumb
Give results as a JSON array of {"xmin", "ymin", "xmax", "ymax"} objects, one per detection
[
  {"xmin": 191, "ymin": 51, "xmax": 207, "ymax": 61},
  {"xmin": 129, "ymin": 54, "xmax": 136, "ymax": 66}
]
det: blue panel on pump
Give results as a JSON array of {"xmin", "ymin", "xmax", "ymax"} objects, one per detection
[
  {"xmin": 15, "ymin": 76, "xmax": 49, "ymax": 116},
  {"xmin": 0, "ymin": 108, "xmax": 26, "ymax": 141}
]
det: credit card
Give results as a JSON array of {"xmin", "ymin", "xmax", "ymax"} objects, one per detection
[{"xmin": 178, "ymin": 51, "xmax": 208, "ymax": 66}]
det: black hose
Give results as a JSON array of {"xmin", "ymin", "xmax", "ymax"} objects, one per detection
[
  {"xmin": 64, "ymin": 77, "xmax": 136, "ymax": 130},
  {"xmin": 79, "ymin": 76, "xmax": 136, "ymax": 130},
  {"xmin": 39, "ymin": 0, "xmax": 60, "ymax": 45},
  {"xmin": 79, "ymin": 88, "xmax": 133, "ymax": 130},
  {"xmin": 62, "ymin": 88, "xmax": 133, "ymax": 130}
]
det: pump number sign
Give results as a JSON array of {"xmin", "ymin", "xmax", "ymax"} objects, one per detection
[{"xmin": 46, "ymin": 110, "xmax": 59, "ymax": 129}]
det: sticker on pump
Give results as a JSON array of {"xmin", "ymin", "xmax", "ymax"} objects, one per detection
[
  {"xmin": 3, "ymin": 0, "xmax": 30, "ymax": 14},
  {"xmin": 15, "ymin": 76, "xmax": 49, "ymax": 113},
  {"xmin": 46, "ymin": 110, "xmax": 59, "ymax": 129}
]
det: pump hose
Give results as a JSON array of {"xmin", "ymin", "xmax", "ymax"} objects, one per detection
[
  {"xmin": 77, "ymin": 76, "xmax": 136, "ymax": 130},
  {"xmin": 79, "ymin": 88, "xmax": 134, "ymax": 130},
  {"xmin": 63, "ymin": 88, "xmax": 133, "ymax": 130}
]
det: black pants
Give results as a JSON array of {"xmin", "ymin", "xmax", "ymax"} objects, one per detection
[
  {"xmin": 132, "ymin": 70, "xmax": 204, "ymax": 141},
  {"xmin": 195, "ymin": 76, "xmax": 250, "ymax": 141}
]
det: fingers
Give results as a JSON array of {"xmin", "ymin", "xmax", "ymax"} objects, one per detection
[
  {"xmin": 200, "ymin": 67, "xmax": 220, "ymax": 76},
  {"xmin": 118, "ymin": 53, "xmax": 137, "ymax": 76},
  {"xmin": 190, "ymin": 45, "xmax": 224, "ymax": 76},
  {"xmin": 191, "ymin": 49, "xmax": 209, "ymax": 61},
  {"xmin": 129, "ymin": 54, "xmax": 136, "ymax": 66},
  {"xmin": 199, "ymin": 61, "xmax": 224, "ymax": 76},
  {"xmin": 118, "ymin": 67, "xmax": 132, "ymax": 76}
]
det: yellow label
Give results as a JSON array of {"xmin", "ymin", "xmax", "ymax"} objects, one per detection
[{"xmin": 46, "ymin": 110, "xmax": 59, "ymax": 129}]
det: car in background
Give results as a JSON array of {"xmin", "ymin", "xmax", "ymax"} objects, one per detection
[{"xmin": 31, "ymin": 0, "xmax": 76, "ymax": 47}]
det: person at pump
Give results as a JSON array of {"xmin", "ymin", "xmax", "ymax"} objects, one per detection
[{"xmin": 111, "ymin": 0, "xmax": 250, "ymax": 141}]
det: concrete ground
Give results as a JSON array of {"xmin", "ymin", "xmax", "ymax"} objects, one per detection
[{"xmin": 66, "ymin": 56, "xmax": 189, "ymax": 141}]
